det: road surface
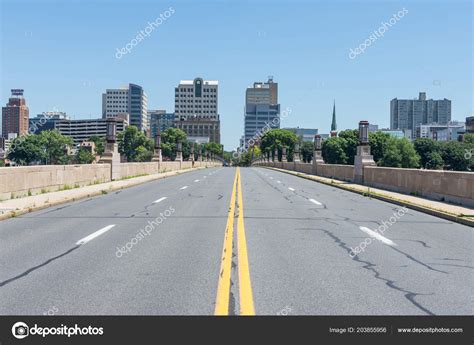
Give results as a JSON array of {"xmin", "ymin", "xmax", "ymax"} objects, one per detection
[{"xmin": 0, "ymin": 167, "xmax": 472, "ymax": 315}]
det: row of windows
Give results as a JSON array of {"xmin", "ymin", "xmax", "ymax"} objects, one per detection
[
  {"xmin": 177, "ymin": 104, "xmax": 215, "ymax": 108},
  {"xmin": 107, "ymin": 91, "xmax": 128, "ymax": 95},
  {"xmin": 176, "ymin": 111, "xmax": 216, "ymax": 114},
  {"xmin": 176, "ymin": 99, "xmax": 216, "ymax": 103},
  {"xmin": 176, "ymin": 88, "xmax": 216, "ymax": 92},
  {"xmin": 176, "ymin": 94, "xmax": 216, "ymax": 98}
]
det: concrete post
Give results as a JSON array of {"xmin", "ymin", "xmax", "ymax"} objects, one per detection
[
  {"xmin": 273, "ymin": 148, "xmax": 278, "ymax": 163},
  {"xmin": 293, "ymin": 142, "xmax": 301, "ymax": 163},
  {"xmin": 175, "ymin": 139, "xmax": 183, "ymax": 163},
  {"xmin": 152, "ymin": 130, "xmax": 162, "ymax": 163},
  {"xmin": 312, "ymin": 134, "xmax": 324, "ymax": 175},
  {"xmin": 354, "ymin": 121, "xmax": 376, "ymax": 184},
  {"xmin": 190, "ymin": 143, "xmax": 195, "ymax": 167},
  {"xmin": 282, "ymin": 146, "xmax": 287, "ymax": 162},
  {"xmin": 98, "ymin": 118, "xmax": 121, "ymax": 180}
]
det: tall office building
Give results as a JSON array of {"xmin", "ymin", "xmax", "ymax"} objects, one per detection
[
  {"xmin": 243, "ymin": 77, "xmax": 280, "ymax": 147},
  {"xmin": 390, "ymin": 92, "xmax": 451, "ymax": 139},
  {"xmin": 102, "ymin": 83, "xmax": 148, "ymax": 132},
  {"xmin": 174, "ymin": 77, "xmax": 220, "ymax": 143},
  {"xmin": 2, "ymin": 89, "xmax": 29, "ymax": 138}
]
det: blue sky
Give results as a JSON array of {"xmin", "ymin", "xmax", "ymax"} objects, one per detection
[{"xmin": 1, "ymin": 0, "xmax": 472, "ymax": 150}]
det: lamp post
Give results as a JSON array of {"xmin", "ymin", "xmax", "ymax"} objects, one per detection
[
  {"xmin": 176, "ymin": 139, "xmax": 183, "ymax": 162},
  {"xmin": 354, "ymin": 120, "xmax": 376, "ymax": 183},
  {"xmin": 312, "ymin": 134, "xmax": 325, "ymax": 174},
  {"xmin": 98, "ymin": 118, "xmax": 121, "ymax": 180},
  {"xmin": 152, "ymin": 128, "xmax": 162, "ymax": 162},
  {"xmin": 294, "ymin": 142, "xmax": 301, "ymax": 163},
  {"xmin": 359, "ymin": 120, "xmax": 370, "ymax": 145},
  {"xmin": 106, "ymin": 118, "xmax": 117, "ymax": 143}
]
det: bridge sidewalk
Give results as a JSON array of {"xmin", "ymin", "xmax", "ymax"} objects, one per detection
[
  {"xmin": 263, "ymin": 167, "xmax": 474, "ymax": 227},
  {"xmin": 0, "ymin": 166, "xmax": 207, "ymax": 221}
]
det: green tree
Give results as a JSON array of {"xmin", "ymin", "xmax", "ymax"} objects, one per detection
[
  {"xmin": 88, "ymin": 135, "xmax": 106, "ymax": 155},
  {"xmin": 369, "ymin": 131, "xmax": 391, "ymax": 163},
  {"xmin": 39, "ymin": 130, "xmax": 73, "ymax": 165},
  {"xmin": 7, "ymin": 130, "xmax": 73, "ymax": 165},
  {"xmin": 441, "ymin": 141, "xmax": 472, "ymax": 171},
  {"xmin": 338, "ymin": 129, "xmax": 358, "ymax": 164},
  {"xmin": 260, "ymin": 129, "xmax": 298, "ymax": 160},
  {"xmin": 379, "ymin": 137, "xmax": 420, "ymax": 168},
  {"xmin": 464, "ymin": 133, "xmax": 474, "ymax": 144},
  {"xmin": 413, "ymin": 138, "xmax": 441, "ymax": 168},
  {"xmin": 322, "ymin": 137, "xmax": 349, "ymax": 164},
  {"xmin": 161, "ymin": 128, "xmax": 187, "ymax": 160},
  {"xmin": 300, "ymin": 142, "xmax": 314, "ymax": 163},
  {"xmin": 118, "ymin": 126, "xmax": 154, "ymax": 162},
  {"xmin": 425, "ymin": 151, "xmax": 444, "ymax": 170},
  {"xmin": 397, "ymin": 137, "xmax": 420, "ymax": 168},
  {"xmin": 379, "ymin": 138, "xmax": 402, "ymax": 167},
  {"xmin": 205, "ymin": 142, "xmax": 223, "ymax": 157},
  {"xmin": 7, "ymin": 135, "xmax": 45, "ymax": 165},
  {"xmin": 75, "ymin": 147, "xmax": 95, "ymax": 164}
]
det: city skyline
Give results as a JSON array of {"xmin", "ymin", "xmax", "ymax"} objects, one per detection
[{"xmin": 1, "ymin": 0, "xmax": 472, "ymax": 150}]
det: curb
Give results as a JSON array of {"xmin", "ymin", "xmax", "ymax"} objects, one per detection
[
  {"xmin": 260, "ymin": 166, "xmax": 474, "ymax": 228},
  {"xmin": 0, "ymin": 166, "xmax": 212, "ymax": 222}
]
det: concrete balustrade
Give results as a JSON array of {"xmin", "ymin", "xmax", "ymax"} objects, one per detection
[
  {"xmin": 364, "ymin": 166, "xmax": 474, "ymax": 207},
  {"xmin": 253, "ymin": 160, "xmax": 474, "ymax": 207},
  {"xmin": 0, "ymin": 160, "xmax": 221, "ymax": 201},
  {"xmin": 0, "ymin": 164, "xmax": 111, "ymax": 200}
]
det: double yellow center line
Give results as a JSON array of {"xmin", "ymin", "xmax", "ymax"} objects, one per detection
[{"xmin": 214, "ymin": 167, "xmax": 255, "ymax": 316}]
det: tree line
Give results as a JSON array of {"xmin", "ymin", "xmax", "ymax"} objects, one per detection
[
  {"xmin": 4, "ymin": 126, "xmax": 224, "ymax": 166},
  {"xmin": 238, "ymin": 128, "xmax": 474, "ymax": 171}
]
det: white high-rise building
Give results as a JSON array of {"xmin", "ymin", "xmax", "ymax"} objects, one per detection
[
  {"xmin": 175, "ymin": 78, "xmax": 218, "ymax": 120},
  {"xmin": 174, "ymin": 78, "xmax": 220, "ymax": 143},
  {"xmin": 102, "ymin": 83, "xmax": 148, "ymax": 132}
]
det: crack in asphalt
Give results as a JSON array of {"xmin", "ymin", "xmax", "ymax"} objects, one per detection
[
  {"xmin": 0, "ymin": 245, "xmax": 80, "ymax": 288},
  {"xmin": 297, "ymin": 227, "xmax": 437, "ymax": 315}
]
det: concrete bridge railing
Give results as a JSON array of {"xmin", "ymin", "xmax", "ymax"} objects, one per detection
[
  {"xmin": 0, "ymin": 160, "xmax": 221, "ymax": 201},
  {"xmin": 253, "ymin": 160, "xmax": 474, "ymax": 208}
]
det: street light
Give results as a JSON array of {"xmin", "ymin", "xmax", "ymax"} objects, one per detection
[
  {"xmin": 314, "ymin": 134, "xmax": 322, "ymax": 150},
  {"xmin": 359, "ymin": 121, "xmax": 370, "ymax": 145},
  {"xmin": 106, "ymin": 118, "xmax": 117, "ymax": 143},
  {"xmin": 155, "ymin": 129, "xmax": 161, "ymax": 149}
]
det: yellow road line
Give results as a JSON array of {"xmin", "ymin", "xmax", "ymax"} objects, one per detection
[
  {"xmin": 236, "ymin": 167, "xmax": 255, "ymax": 315},
  {"xmin": 214, "ymin": 168, "xmax": 239, "ymax": 315}
]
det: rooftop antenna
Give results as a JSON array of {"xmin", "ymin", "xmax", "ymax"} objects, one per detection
[{"xmin": 268, "ymin": 75, "xmax": 274, "ymax": 83}]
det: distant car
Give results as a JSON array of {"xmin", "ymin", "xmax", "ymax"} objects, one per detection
[{"xmin": 223, "ymin": 162, "xmax": 229, "ymax": 167}]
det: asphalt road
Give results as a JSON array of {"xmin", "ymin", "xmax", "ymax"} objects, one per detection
[{"xmin": 0, "ymin": 167, "xmax": 472, "ymax": 315}]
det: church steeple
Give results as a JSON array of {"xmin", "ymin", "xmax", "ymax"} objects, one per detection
[{"xmin": 331, "ymin": 100, "xmax": 337, "ymax": 132}]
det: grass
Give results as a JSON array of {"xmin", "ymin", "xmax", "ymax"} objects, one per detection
[
  {"xmin": 59, "ymin": 184, "xmax": 73, "ymax": 191},
  {"xmin": 101, "ymin": 190, "xmax": 108, "ymax": 195},
  {"xmin": 119, "ymin": 173, "xmax": 149, "ymax": 180}
]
